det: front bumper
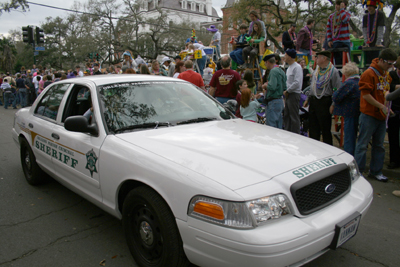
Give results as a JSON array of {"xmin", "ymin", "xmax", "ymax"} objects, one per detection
[{"xmin": 178, "ymin": 176, "xmax": 373, "ymax": 267}]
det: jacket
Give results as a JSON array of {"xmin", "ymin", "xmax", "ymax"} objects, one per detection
[{"xmin": 359, "ymin": 58, "xmax": 391, "ymax": 120}]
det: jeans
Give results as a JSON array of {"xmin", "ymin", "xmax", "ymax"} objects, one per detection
[
  {"xmin": 0, "ymin": 95, "xmax": 3, "ymax": 105},
  {"xmin": 215, "ymin": 97, "xmax": 233, "ymax": 104},
  {"xmin": 197, "ymin": 55, "xmax": 207, "ymax": 77},
  {"xmin": 4, "ymin": 93, "xmax": 16, "ymax": 109},
  {"xmin": 230, "ymin": 48, "xmax": 244, "ymax": 65},
  {"xmin": 19, "ymin": 88, "xmax": 27, "ymax": 107},
  {"xmin": 332, "ymin": 41, "xmax": 351, "ymax": 66},
  {"xmin": 299, "ymin": 48, "xmax": 311, "ymax": 63},
  {"xmin": 354, "ymin": 113, "xmax": 386, "ymax": 174},
  {"xmin": 343, "ymin": 115, "xmax": 359, "ymax": 156},
  {"xmin": 266, "ymin": 98, "xmax": 284, "ymax": 129}
]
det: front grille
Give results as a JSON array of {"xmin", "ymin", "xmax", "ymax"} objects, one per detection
[{"xmin": 291, "ymin": 169, "xmax": 351, "ymax": 215}]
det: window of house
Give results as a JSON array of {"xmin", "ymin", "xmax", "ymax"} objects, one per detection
[
  {"xmin": 181, "ymin": 0, "xmax": 187, "ymax": 9},
  {"xmin": 191, "ymin": 2, "xmax": 196, "ymax": 11},
  {"xmin": 199, "ymin": 4, "xmax": 204, "ymax": 12}
]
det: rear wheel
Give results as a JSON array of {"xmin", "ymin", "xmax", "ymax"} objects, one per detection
[
  {"xmin": 122, "ymin": 186, "xmax": 190, "ymax": 267},
  {"xmin": 20, "ymin": 138, "xmax": 47, "ymax": 185}
]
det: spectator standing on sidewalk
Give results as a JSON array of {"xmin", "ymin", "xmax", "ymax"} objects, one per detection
[
  {"xmin": 16, "ymin": 74, "xmax": 27, "ymax": 108},
  {"xmin": 262, "ymin": 54, "xmax": 287, "ymax": 129},
  {"xmin": 283, "ymin": 49, "xmax": 303, "ymax": 134},
  {"xmin": 386, "ymin": 57, "xmax": 400, "ymax": 169},
  {"xmin": 354, "ymin": 48, "xmax": 397, "ymax": 182},
  {"xmin": 332, "ymin": 62, "xmax": 360, "ymax": 156},
  {"xmin": 303, "ymin": 50, "xmax": 341, "ymax": 145},
  {"xmin": 385, "ymin": 83, "xmax": 400, "ymax": 196}
]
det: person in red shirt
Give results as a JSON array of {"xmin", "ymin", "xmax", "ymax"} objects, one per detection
[
  {"xmin": 209, "ymin": 56, "xmax": 241, "ymax": 104},
  {"xmin": 178, "ymin": 60, "xmax": 205, "ymax": 91}
]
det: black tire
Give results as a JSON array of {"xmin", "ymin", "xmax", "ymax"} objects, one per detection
[
  {"xmin": 20, "ymin": 138, "xmax": 47, "ymax": 185},
  {"xmin": 122, "ymin": 186, "xmax": 190, "ymax": 267}
]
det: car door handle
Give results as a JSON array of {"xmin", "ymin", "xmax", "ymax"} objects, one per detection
[
  {"xmin": 28, "ymin": 123, "xmax": 34, "ymax": 128},
  {"xmin": 51, "ymin": 133, "xmax": 60, "ymax": 140}
]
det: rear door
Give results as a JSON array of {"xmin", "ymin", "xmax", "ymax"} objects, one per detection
[{"xmin": 29, "ymin": 83, "xmax": 71, "ymax": 174}]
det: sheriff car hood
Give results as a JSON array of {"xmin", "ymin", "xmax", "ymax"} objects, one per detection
[{"xmin": 117, "ymin": 119, "xmax": 345, "ymax": 191}]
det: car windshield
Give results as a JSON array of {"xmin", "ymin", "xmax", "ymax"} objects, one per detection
[{"xmin": 98, "ymin": 81, "xmax": 233, "ymax": 133}]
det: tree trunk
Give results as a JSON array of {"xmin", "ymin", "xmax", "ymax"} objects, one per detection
[
  {"xmin": 349, "ymin": 19, "xmax": 362, "ymax": 37},
  {"xmin": 383, "ymin": 3, "xmax": 400, "ymax": 47}
]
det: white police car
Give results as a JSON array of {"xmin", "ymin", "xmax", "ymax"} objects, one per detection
[{"xmin": 12, "ymin": 75, "xmax": 373, "ymax": 267}]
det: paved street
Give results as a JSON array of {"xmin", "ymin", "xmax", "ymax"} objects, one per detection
[{"xmin": 0, "ymin": 108, "xmax": 399, "ymax": 267}]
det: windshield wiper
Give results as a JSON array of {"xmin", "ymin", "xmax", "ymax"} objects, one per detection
[
  {"xmin": 177, "ymin": 117, "xmax": 217, "ymax": 125},
  {"xmin": 114, "ymin": 121, "xmax": 170, "ymax": 133}
]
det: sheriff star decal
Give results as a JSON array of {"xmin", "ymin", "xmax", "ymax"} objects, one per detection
[{"xmin": 86, "ymin": 149, "xmax": 98, "ymax": 177}]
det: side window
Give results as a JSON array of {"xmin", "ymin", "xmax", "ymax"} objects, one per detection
[
  {"xmin": 62, "ymin": 85, "xmax": 92, "ymax": 122},
  {"xmin": 35, "ymin": 84, "xmax": 70, "ymax": 120}
]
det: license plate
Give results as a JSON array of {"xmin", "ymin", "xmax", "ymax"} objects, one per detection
[{"xmin": 330, "ymin": 212, "xmax": 361, "ymax": 249}]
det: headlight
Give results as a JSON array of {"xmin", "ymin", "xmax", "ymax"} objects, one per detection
[
  {"xmin": 348, "ymin": 159, "xmax": 361, "ymax": 183},
  {"xmin": 188, "ymin": 194, "xmax": 292, "ymax": 229}
]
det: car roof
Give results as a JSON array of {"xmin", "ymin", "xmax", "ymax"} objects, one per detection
[{"xmin": 59, "ymin": 75, "xmax": 181, "ymax": 87}]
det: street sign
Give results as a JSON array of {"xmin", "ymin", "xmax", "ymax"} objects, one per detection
[
  {"xmin": 34, "ymin": 51, "xmax": 39, "ymax": 56},
  {"xmin": 35, "ymin": 47, "xmax": 45, "ymax": 51}
]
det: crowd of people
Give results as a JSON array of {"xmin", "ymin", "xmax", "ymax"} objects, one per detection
[{"xmin": 1, "ymin": 0, "xmax": 399, "ymax": 196}]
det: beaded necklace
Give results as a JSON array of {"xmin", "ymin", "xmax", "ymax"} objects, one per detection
[
  {"xmin": 369, "ymin": 66, "xmax": 390, "ymax": 92},
  {"xmin": 366, "ymin": 10, "xmax": 379, "ymax": 44},
  {"xmin": 311, "ymin": 63, "xmax": 335, "ymax": 99},
  {"xmin": 332, "ymin": 11, "xmax": 342, "ymax": 39}
]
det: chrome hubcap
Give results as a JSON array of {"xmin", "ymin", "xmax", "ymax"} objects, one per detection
[
  {"xmin": 25, "ymin": 153, "xmax": 31, "ymax": 170},
  {"xmin": 139, "ymin": 221, "xmax": 154, "ymax": 246}
]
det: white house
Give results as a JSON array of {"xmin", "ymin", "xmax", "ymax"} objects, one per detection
[{"xmin": 138, "ymin": 0, "xmax": 221, "ymax": 27}]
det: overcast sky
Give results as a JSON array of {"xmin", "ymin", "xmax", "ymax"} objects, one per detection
[{"xmin": 0, "ymin": 0, "xmax": 227, "ymax": 36}]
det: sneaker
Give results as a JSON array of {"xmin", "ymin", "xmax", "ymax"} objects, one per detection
[
  {"xmin": 368, "ymin": 173, "xmax": 388, "ymax": 182},
  {"xmin": 393, "ymin": 190, "xmax": 400, "ymax": 197}
]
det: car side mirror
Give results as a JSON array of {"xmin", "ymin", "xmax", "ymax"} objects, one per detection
[{"xmin": 64, "ymin": 116, "xmax": 99, "ymax": 136}]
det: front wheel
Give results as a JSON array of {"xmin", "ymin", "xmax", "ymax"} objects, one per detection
[
  {"xmin": 20, "ymin": 138, "xmax": 47, "ymax": 185},
  {"xmin": 122, "ymin": 186, "xmax": 190, "ymax": 267}
]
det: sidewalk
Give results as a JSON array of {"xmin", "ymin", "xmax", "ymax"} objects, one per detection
[{"xmin": 332, "ymin": 133, "xmax": 400, "ymax": 179}]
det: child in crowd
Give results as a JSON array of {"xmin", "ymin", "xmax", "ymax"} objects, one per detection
[
  {"xmin": 230, "ymin": 24, "xmax": 250, "ymax": 68},
  {"xmin": 243, "ymin": 70, "xmax": 256, "ymax": 95},
  {"xmin": 240, "ymin": 88, "xmax": 260, "ymax": 122},
  {"xmin": 242, "ymin": 21, "xmax": 265, "ymax": 68},
  {"xmin": 235, "ymin": 80, "xmax": 249, "ymax": 118}
]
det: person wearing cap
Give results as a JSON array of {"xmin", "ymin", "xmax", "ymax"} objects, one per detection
[
  {"xmin": 161, "ymin": 56, "xmax": 172, "ymax": 72},
  {"xmin": 93, "ymin": 63, "xmax": 102, "ymax": 75},
  {"xmin": 283, "ymin": 49, "xmax": 303, "ymax": 134},
  {"xmin": 386, "ymin": 57, "xmax": 400, "ymax": 169},
  {"xmin": 362, "ymin": 0, "xmax": 386, "ymax": 64},
  {"xmin": 76, "ymin": 65, "xmax": 84, "ymax": 77},
  {"xmin": 303, "ymin": 50, "xmax": 341, "ymax": 145},
  {"xmin": 354, "ymin": 48, "xmax": 397, "ymax": 182},
  {"xmin": 207, "ymin": 25, "xmax": 221, "ymax": 60},
  {"xmin": 282, "ymin": 24, "xmax": 297, "ymax": 51},
  {"xmin": 296, "ymin": 19, "xmax": 320, "ymax": 63},
  {"xmin": 262, "ymin": 54, "xmax": 287, "ymax": 129},
  {"xmin": 326, "ymin": 0, "xmax": 351, "ymax": 66}
]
